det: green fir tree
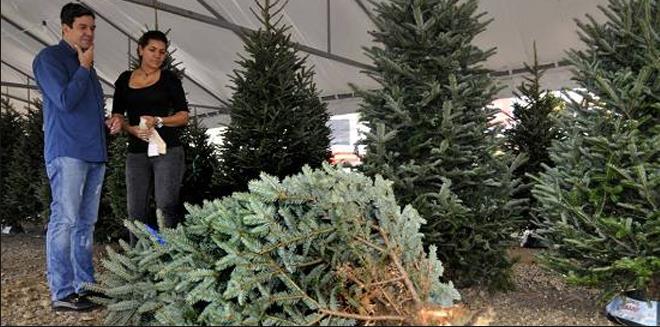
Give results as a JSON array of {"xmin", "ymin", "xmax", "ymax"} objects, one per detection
[
  {"xmin": 4, "ymin": 101, "xmax": 48, "ymax": 228},
  {"xmin": 354, "ymin": 0, "xmax": 525, "ymax": 289},
  {"xmin": 504, "ymin": 43, "xmax": 562, "ymax": 229},
  {"xmin": 532, "ymin": 0, "xmax": 659, "ymax": 299},
  {"xmin": 98, "ymin": 132, "xmax": 130, "ymax": 242},
  {"xmin": 0, "ymin": 98, "xmax": 26, "ymax": 227},
  {"xmin": 218, "ymin": 0, "xmax": 331, "ymax": 196},
  {"xmin": 179, "ymin": 116, "xmax": 220, "ymax": 207}
]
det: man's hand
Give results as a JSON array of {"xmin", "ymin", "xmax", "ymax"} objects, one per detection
[
  {"xmin": 105, "ymin": 114, "xmax": 123, "ymax": 135},
  {"xmin": 75, "ymin": 44, "xmax": 94, "ymax": 69}
]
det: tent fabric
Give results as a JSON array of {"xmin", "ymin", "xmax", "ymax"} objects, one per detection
[{"xmin": 1, "ymin": 0, "xmax": 607, "ymax": 127}]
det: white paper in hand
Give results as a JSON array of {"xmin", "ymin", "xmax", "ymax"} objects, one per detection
[
  {"xmin": 140, "ymin": 117, "xmax": 167, "ymax": 157},
  {"xmin": 148, "ymin": 141, "xmax": 160, "ymax": 157}
]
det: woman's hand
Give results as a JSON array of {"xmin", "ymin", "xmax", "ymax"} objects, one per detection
[
  {"xmin": 129, "ymin": 125, "xmax": 153, "ymax": 142},
  {"xmin": 138, "ymin": 112, "xmax": 188, "ymax": 129},
  {"xmin": 140, "ymin": 115, "xmax": 157, "ymax": 129}
]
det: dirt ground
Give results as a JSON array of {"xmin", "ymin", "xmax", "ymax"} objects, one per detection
[{"xmin": 1, "ymin": 233, "xmax": 616, "ymax": 326}]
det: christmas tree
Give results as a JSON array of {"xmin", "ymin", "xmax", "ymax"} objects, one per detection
[
  {"xmin": 355, "ymin": 0, "xmax": 524, "ymax": 289},
  {"xmin": 98, "ymin": 132, "xmax": 130, "ymax": 241},
  {"xmin": 0, "ymin": 98, "xmax": 25, "ymax": 228},
  {"xmin": 504, "ymin": 43, "xmax": 562, "ymax": 230},
  {"xmin": 88, "ymin": 164, "xmax": 468, "ymax": 325},
  {"xmin": 532, "ymin": 0, "xmax": 659, "ymax": 299},
  {"xmin": 218, "ymin": 0, "xmax": 331, "ymax": 196},
  {"xmin": 179, "ymin": 116, "xmax": 221, "ymax": 208},
  {"xmin": 3, "ymin": 101, "xmax": 48, "ymax": 228}
]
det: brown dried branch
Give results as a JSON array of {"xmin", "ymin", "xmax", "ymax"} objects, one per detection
[
  {"xmin": 366, "ymin": 276, "xmax": 405, "ymax": 287},
  {"xmin": 355, "ymin": 236, "xmax": 385, "ymax": 252},
  {"xmin": 378, "ymin": 227, "xmax": 421, "ymax": 305},
  {"xmin": 376, "ymin": 283, "xmax": 403, "ymax": 315},
  {"xmin": 318, "ymin": 308, "xmax": 406, "ymax": 322}
]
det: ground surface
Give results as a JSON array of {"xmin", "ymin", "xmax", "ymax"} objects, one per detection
[{"xmin": 1, "ymin": 234, "xmax": 615, "ymax": 326}]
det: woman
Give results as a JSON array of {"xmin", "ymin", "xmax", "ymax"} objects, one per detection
[{"xmin": 110, "ymin": 30, "xmax": 189, "ymax": 243}]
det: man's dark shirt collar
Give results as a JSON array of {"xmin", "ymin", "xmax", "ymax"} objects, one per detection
[{"xmin": 58, "ymin": 39, "xmax": 77, "ymax": 56}]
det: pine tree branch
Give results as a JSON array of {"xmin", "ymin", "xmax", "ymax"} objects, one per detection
[
  {"xmin": 258, "ymin": 227, "xmax": 335, "ymax": 255},
  {"xmin": 267, "ymin": 260, "xmax": 321, "ymax": 308},
  {"xmin": 305, "ymin": 313, "xmax": 327, "ymax": 325},
  {"xmin": 367, "ymin": 276, "xmax": 405, "ymax": 287},
  {"xmin": 318, "ymin": 308, "xmax": 405, "ymax": 322},
  {"xmin": 567, "ymin": 203, "xmax": 637, "ymax": 255},
  {"xmin": 340, "ymin": 268, "xmax": 366, "ymax": 289},
  {"xmin": 378, "ymin": 227, "xmax": 421, "ymax": 305},
  {"xmin": 339, "ymin": 261, "xmax": 403, "ymax": 314},
  {"xmin": 355, "ymin": 236, "xmax": 385, "ymax": 252},
  {"xmin": 296, "ymin": 258, "xmax": 325, "ymax": 268},
  {"xmin": 375, "ymin": 283, "xmax": 403, "ymax": 316}
]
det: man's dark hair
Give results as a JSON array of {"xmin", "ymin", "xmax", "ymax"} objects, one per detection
[{"xmin": 60, "ymin": 3, "xmax": 94, "ymax": 28}]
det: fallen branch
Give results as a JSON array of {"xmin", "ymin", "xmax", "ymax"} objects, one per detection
[
  {"xmin": 379, "ymin": 227, "xmax": 421, "ymax": 305},
  {"xmin": 318, "ymin": 308, "xmax": 406, "ymax": 322}
]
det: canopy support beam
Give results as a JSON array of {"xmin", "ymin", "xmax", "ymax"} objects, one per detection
[
  {"xmin": 1, "ymin": 92, "xmax": 31, "ymax": 105},
  {"xmin": 353, "ymin": 0, "xmax": 378, "ymax": 26},
  {"xmin": 1, "ymin": 60, "xmax": 34, "ymax": 81},
  {"xmin": 1, "ymin": 14, "xmax": 116, "ymax": 90},
  {"xmin": 123, "ymin": 0, "xmax": 375, "ymax": 70},
  {"xmin": 0, "ymin": 80, "xmax": 229, "ymax": 115}
]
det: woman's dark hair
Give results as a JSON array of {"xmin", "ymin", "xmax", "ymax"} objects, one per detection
[
  {"xmin": 137, "ymin": 30, "xmax": 169, "ymax": 64},
  {"xmin": 60, "ymin": 3, "xmax": 94, "ymax": 28}
]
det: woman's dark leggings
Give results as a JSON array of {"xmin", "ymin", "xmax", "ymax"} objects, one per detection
[{"xmin": 126, "ymin": 146, "xmax": 184, "ymax": 245}]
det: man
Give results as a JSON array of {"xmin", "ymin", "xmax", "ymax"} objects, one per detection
[{"xmin": 32, "ymin": 3, "xmax": 121, "ymax": 311}]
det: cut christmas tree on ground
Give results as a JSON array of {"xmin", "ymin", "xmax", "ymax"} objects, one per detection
[
  {"xmin": 1, "ymin": 233, "xmax": 615, "ymax": 326},
  {"xmin": 88, "ymin": 164, "xmax": 462, "ymax": 325}
]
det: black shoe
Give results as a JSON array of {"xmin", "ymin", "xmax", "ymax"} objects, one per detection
[
  {"xmin": 52, "ymin": 293, "xmax": 98, "ymax": 312},
  {"xmin": 78, "ymin": 289, "xmax": 110, "ymax": 301}
]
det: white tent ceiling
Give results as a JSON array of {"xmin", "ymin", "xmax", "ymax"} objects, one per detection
[{"xmin": 1, "ymin": 0, "xmax": 608, "ymax": 127}]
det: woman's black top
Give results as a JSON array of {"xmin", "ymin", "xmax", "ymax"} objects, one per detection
[{"xmin": 112, "ymin": 69, "xmax": 189, "ymax": 153}]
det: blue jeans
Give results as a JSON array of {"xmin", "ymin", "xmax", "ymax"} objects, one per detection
[{"xmin": 45, "ymin": 156, "xmax": 105, "ymax": 301}]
